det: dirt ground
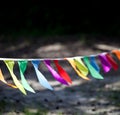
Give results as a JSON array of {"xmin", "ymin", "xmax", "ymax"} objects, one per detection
[{"xmin": 0, "ymin": 35, "xmax": 120, "ymax": 115}]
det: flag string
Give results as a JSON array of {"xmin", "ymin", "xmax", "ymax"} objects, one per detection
[
  {"xmin": 0, "ymin": 49, "xmax": 119, "ymax": 95},
  {"xmin": 0, "ymin": 52, "xmax": 108, "ymax": 61}
]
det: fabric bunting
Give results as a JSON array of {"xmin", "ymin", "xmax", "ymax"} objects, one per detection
[
  {"xmin": 112, "ymin": 50, "xmax": 120, "ymax": 60},
  {"xmin": 53, "ymin": 60, "xmax": 72, "ymax": 84},
  {"xmin": 105, "ymin": 53, "xmax": 118, "ymax": 71},
  {"xmin": 0, "ymin": 49, "xmax": 119, "ymax": 95},
  {"xmin": 83, "ymin": 57, "xmax": 104, "ymax": 79},
  {"xmin": 18, "ymin": 61, "xmax": 35, "ymax": 93},
  {"xmin": 32, "ymin": 60, "xmax": 53, "ymax": 90},
  {"xmin": 4, "ymin": 60, "xmax": 27, "ymax": 95},
  {"xmin": 66, "ymin": 58, "xmax": 90, "ymax": 80},
  {"xmin": 98, "ymin": 54, "xmax": 111, "ymax": 73},
  {"xmin": 74, "ymin": 57, "xmax": 89, "ymax": 76},
  {"xmin": 44, "ymin": 60, "xmax": 68, "ymax": 85},
  {"xmin": 0, "ymin": 69, "xmax": 17, "ymax": 88},
  {"xmin": 90, "ymin": 56, "xmax": 100, "ymax": 72}
]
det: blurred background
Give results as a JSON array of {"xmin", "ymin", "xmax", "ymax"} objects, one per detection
[
  {"xmin": 0, "ymin": 2, "xmax": 120, "ymax": 41},
  {"xmin": 0, "ymin": 2, "xmax": 120, "ymax": 115}
]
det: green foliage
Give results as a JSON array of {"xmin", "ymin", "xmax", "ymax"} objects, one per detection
[{"xmin": 23, "ymin": 108, "xmax": 48, "ymax": 115}]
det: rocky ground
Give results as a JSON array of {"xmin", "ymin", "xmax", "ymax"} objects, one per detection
[{"xmin": 0, "ymin": 35, "xmax": 120, "ymax": 115}]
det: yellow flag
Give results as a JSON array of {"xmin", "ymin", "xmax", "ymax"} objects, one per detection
[
  {"xmin": 66, "ymin": 58, "xmax": 90, "ymax": 80},
  {"xmin": 0, "ymin": 69, "xmax": 17, "ymax": 88},
  {"xmin": 74, "ymin": 57, "xmax": 88, "ymax": 76},
  {"xmin": 4, "ymin": 60, "xmax": 27, "ymax": 95}
]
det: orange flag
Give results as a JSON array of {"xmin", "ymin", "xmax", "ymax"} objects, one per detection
[
  {"xmin": 0, "ymin": 69, "xmax": 17, "ymax": 88},
  {"xmin": 112, "ymin": 50, "xmax": 120, "ymax": 60}
]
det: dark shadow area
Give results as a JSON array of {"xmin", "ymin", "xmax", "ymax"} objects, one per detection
[
  {"xmin": 1, "ymin": 72, "xmax": 120, "ymax": 114},
  {"xmin": 0, "ymin": 35, "xmax": 120, "ymax": 58}
]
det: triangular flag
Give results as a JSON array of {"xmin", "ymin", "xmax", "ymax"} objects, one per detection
[
  {"xmin": 4, "ymin": 60, "xmax": 27, "ymax": 95},
  {"xmin": 32, "ymin": 60, "xmax": 53, "ymax": 90},
  {"xmin": 90, "ymin": 56, "xmax": 100, "ymax": 72},
  {"xmin": 105, "ymin": 53, "xmax": 118, "ymax": 71},
  {"xmin": 18, "ymin": 61, "xmax": 35, "ymax": 93},
  {"xmin": 83, "ymin": 56, "xmax": 104, "ymax": 79},
  {"xmin": 66, "ymin": 58, "xmax": 90, "ymax": 80},
  {"xmin": 98, "ymin": 54, "xmax": 111, "ymax": 73},
  {"xmin": 0, "ymin": 68, "xmax": 17, "ymax": 88},
  {"xmin": 44, "ymin": 60, "xmax": 68, "ymax": 85},
  {"xmin": 112, "ymin": 49, "xmax": 120, "ymax": 60},
  {"xmin": 74, "ymin": 57, "xmax": 89, "ymax": 76},
  {"xmin": 54, "ymin": 60, "xmax": 72, "ymax": 84}
]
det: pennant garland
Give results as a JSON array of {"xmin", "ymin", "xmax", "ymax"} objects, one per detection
[
  {"xmin": 98, "ymin": 53, "xmax": 112, "ymax": 73},
  {"xmin": 31, "ymin": 60, "xmax": 53, "ymax": 90},
  {"xmin": 74, "ymin": 57, "xmax": 89, "ymax": 76},
  {"xmin": 0, "ymin": 49, "xmax": 119, "ymax": 95},
  {"xmin": 105, "ymin": 53, "xmax": 118, "ymax": 71},
  {"xmin": 18, "ymin": 61, "xmax": 35, "ymax": 93},
  {"xmin": 66, "ymin": 58, "xmax": 90, "ymax": 80},
  {"xmin": 4, "ymin": 60, "xmax": 27, "ymax": 95},
  {"xmin": 90, "ymin": 56, "xmax": 100, "ymax": 72},
  {"xmin": 0, "ymin": 69, "xmax": 17, "ymax": 88},
  {"xmin": 53, "ymin": 60, "xmax": 72, "ymax": 84},
  {"xmin": 83, "ymin": 56, "xmax": 104, "ymax": 79},
  {"xmin": 44, "ymin": 60, "xmax": 68, "ymax": 85}
]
